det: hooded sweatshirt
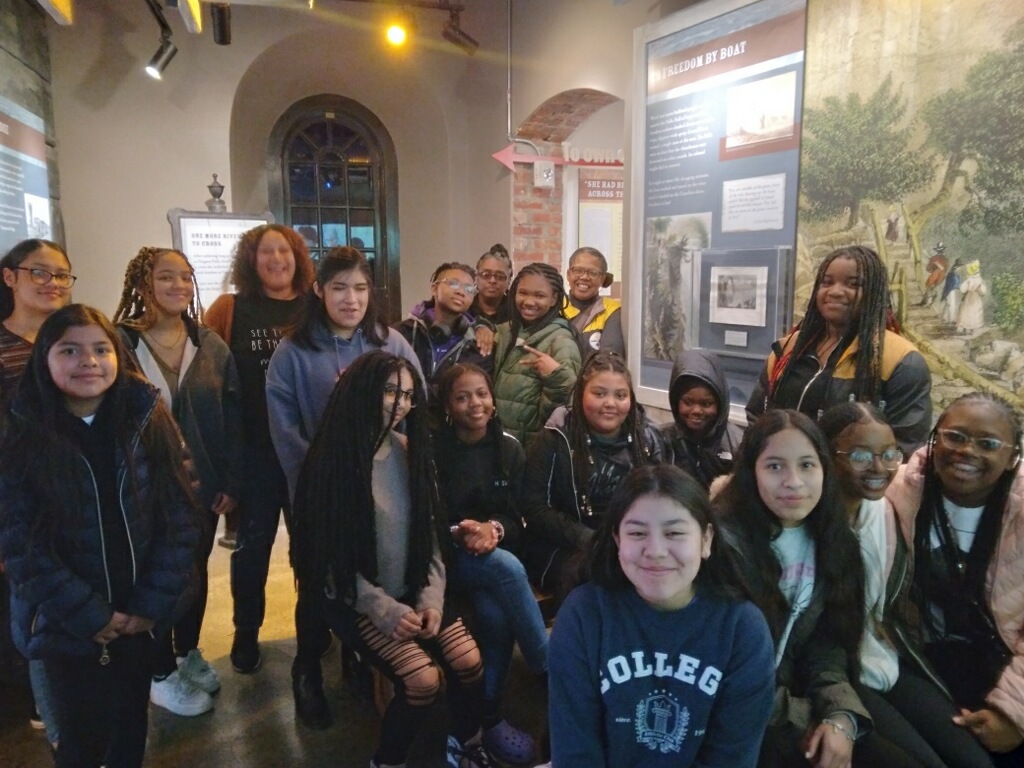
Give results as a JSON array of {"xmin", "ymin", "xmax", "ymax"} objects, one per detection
[
  {"xmin": 660, "ymin": 349, "xmax": 744, "ymax": 490},
  {"xmin": 265, "ymin": 321, "xmax": 423, "ymax": 501}
]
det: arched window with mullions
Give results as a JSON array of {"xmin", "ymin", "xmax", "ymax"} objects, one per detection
[{"xmin": 268, "ymin": 95, "xmax": 402, "ymax": 321}]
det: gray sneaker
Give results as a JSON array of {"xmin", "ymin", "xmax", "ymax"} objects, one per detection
[{"xmin": 176, "ymin": 649, "xmax": 221, "ymax": 695}]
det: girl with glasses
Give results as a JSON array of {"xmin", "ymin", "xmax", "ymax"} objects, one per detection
[
  {"xmin": 0, "ymin": 238, "xmax": 74, "ymax": 751},
  {"xmin": 266, "ymin": 246, "xmax": 422, "ymax": 729},
  {"xmin": 563, "ymin": 246, "xmax": 624, "ymax": 359},
  {"xmin": 821, "ymin": 402, "xmax": 992, "ymax": 768},
  {"xmin": 290, "ymin": 351, "xmax": 495, "ymax": 768},
  {"xmin": 887, "ymin": 392, "xmax": 1024, "ymax": 766}
]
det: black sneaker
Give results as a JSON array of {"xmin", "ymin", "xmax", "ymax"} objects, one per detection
[{"xmin": 230, "ymin": 628, "xmax": 261, "ymax": 673}]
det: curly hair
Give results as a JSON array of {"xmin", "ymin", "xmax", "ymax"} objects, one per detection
[
  {"xmin": 589, "ymin": 464, "xmax": 753, "ymax": 602},
  {"xmin": 713, "ymin": 409, "xmax": 865, "ymax": 661},
  {"xmin": 290, "ymin": 351, "xmax": 448, "ymax": 601},
  {"xmin": 112, "ymin": 247, "xmax": 202, "ymax": 327},
  {"xmin": 566, "ymin": 351, "xmax": 654, "ymax": 506},
  {"xmin": 768, "ymin": 246, "xmax": 898, "ymax": 407},
  {"xmin": 914, "ymin": 392, "xmax": 1023, "ymax": 638},
  {"xmin": 290, "ymin": 246, "xmax": 384, "ymax": 349},
  {"xmin": 0, "ymin": 239, "xmax": 71, "ymax": 321},
  {"xmin": 230, "ymin": 224, "xmax": 314, "ymax": 299},
  {"xmin": 0, "ymin": 304, "xmax": 199, "ymax": 551}
]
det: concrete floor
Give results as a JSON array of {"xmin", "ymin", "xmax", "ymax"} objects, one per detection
[{"xmin": 0, "ymin": 521, "xmax": 547, "ymax": 768}]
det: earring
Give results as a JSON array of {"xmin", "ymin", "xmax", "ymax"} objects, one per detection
[{"xmin": 445, "ymin": 412, "xmax": 452, "ymax": 426}]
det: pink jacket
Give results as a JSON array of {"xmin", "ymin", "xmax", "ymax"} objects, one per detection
[{"xmin": 886, "ymin": 447, "xmax": 1024, "ymax": 731}]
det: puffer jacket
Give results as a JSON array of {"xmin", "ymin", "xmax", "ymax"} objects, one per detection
[
  {"xmin": 493, "ymin": 317, "xmax": 581, "ymax": 447},
  {"xmin": 0, "ymin": 379, "xmax": 199, "ymax": 659},
  {"xmin": 886, "ymin": 448, "xmax": 1024, "ymax": 732},
  {"xmin": 521, "ymin": 406, "xmax": 664, "ymax": 590},
  {"xmin": 660, "ymin": 349, "xmax": 744, "ymax": 489}
]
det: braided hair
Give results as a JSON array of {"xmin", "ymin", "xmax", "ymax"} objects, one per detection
[
  {"xmin": 566, "ymin": 351, "xmax": 654, "ymax": 507},
  {"xmin": 112, "ymin": 247, "xmax": 202, "ymax": 327},
  {"xmin": 769, "ymin": 246, "xmax": 898, "ymax": 407},
  {"xmin": 498, "ymin": 262, "xmax": 568, "ymax": 371},
  {"xmin": 476, "ymin": 244, "xmax": 512, "ymax": 274},
  {"xmin": 914, "ymin": 391, "xmax": 1023, "ymax": 638},
  {"xmin": 289, "ymin": 351, "xmax": 447, "ymax": 601}
]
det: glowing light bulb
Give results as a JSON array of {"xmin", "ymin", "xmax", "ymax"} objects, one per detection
[{"xmin": 386, "ymin": 23, "xmax": 407, "ymax": 46}]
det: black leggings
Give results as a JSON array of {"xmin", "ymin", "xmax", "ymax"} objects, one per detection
[{"xmin": 324, "ymin": 600, "xmax": 484, "ymax": 766}]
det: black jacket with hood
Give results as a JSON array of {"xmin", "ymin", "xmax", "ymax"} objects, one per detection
[{"xmin": 660, "ymin": 349, "xmax": 744, "ymax": 490}]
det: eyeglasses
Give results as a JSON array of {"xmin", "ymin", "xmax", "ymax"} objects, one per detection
[
  {"xmin": 568, "ymin": 266, "xmax": 604, "ymax": 279},
  {"xmin": 434, "ymin": 277, "xmax": 478, "ymax": 295},
  {"xmin": 478, "ymin": 270, "xmax": 509, "ymax": 283},
  {"xmin": 835, "ymin": 447, "xmax": 904, "ymax": 470},
  {"xmin": 12, "ymin": 267, "xmax": 77, "ymax": 287},
  {"xmin": 383, "ymin": 383, "xmax": 416, "ymax": 407},
  {"xmin": 937, "ymin": 429, "xmax": 1010, "ymax": 454}
]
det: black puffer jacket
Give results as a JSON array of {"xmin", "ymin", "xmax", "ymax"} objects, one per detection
[{"xmin": 660, "ymin": 349, "xmax": 744, "ymax": 490}]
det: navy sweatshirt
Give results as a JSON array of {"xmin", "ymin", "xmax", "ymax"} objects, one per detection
[{"xmin": 549, "ymin": 583, "xmax": 774, "ymax": 767}]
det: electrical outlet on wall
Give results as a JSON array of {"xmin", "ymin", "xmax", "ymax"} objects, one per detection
[{"xmin": 534, "ymin": 161, "xmax": 555, "ymax": 188}]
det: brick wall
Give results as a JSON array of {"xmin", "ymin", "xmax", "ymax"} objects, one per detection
[{"xmin": 512, "ymin": 140, "xmax": 564, "ymax": 270}]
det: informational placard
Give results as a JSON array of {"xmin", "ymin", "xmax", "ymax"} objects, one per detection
[
  {"xmin": 0, "ymin": 94, "xmax": 51, "ymax": 253},
  {"xmin": 630, "ymin": 0, "xmax": 806, "ymax": 408},
  {"xmin": 578, "ymin": 168, "xmax": 624, "ymax": 296},
  {"xmin": 168, "ymin": 209, "xmax": 273, "ymax": 311}
]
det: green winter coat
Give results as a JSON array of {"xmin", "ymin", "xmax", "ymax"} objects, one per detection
[{"xmin": 494, "ymin": 317, "xmax": 582, "ymax": 447}]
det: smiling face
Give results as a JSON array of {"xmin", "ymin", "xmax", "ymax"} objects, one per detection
[
  {"xmin": 315, "ymin": 267, "xmax": 369, "ymax": 338},
  {"xmin": 833, "ymin": 420, "xmax": 898, "ymax": 503},
  {"xmin": 567, "ymin": 251, "xmax": 606, "ymax": 303},
  {"xmin": 431, "ymin": 268, "xmax": 475, "ymax": 318},
  {"xmin": 47, "ymin": 323, "xmax": 118, "ymax": 417},
  {"xmin": 382, "ymin": 366, "xmax": 415, "ymax": 430},
  {"xmin": 581, "ymin": 370, "xmax": 631, "ymax": 438},
  {"xmin": 255, "ymin": 229, "xmax": 297, "ymax": 299},
  {"xmin": 3, "ymin": 244, "xmax": 73, "ymax": 318},
  {"xmin": 148, "ymin": 251, "xmax": 194, "ymax": 318},
  {"xmin": 475, "ymin": 256, "xmax": 510, "ymax": 302},
  {"xmin": 446, "ymin": 370, "xmax": 494, "ymax": 441},
  {"xmin": 676, "ymin": 381, "xmax": 718, "ymax": 437},
  {"xmin": 615, "ymin": 493, "xmax": 712, "ymax": 611},
  {"xmin": 815, "ymin": 256, "xmax": 863, "ymax": 332},
  {"xmin": 755, "ymin": 428, "xmax": 825, "ymax": 527},
  {"xmin": 934, "ymin": 401, "xmax": 1019, "ymax": 507},
  {"xmin": 514, "ymin": 273, "xmax": 557, "ymax": 325}
]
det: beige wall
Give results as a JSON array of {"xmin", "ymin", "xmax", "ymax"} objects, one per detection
[{"xmin": 48, "ymin": 0, "xmax": 705, "ymax": 316}]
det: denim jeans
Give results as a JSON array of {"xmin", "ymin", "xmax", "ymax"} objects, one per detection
[
  {"xmin": 30, "ymin": 658, "xmax": 59, "ymax": 744},
  {"xmin": 452, "ymin": 546, "xmax": 548, "ymax": 702}
]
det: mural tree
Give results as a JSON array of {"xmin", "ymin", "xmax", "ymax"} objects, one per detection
[
  {"xmin": 920, "ymin": 20, "xmax": 1024, "ymax": 237},
  {"xmin": 799, "ymin": 74, "xmax": 934, "ymax": 229}
]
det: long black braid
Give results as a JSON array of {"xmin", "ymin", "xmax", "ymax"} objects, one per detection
[
  {"xmin": 770, "ymin": 246, "xmax": 896, "ymax": 407},
  {"xmin": 497, "ymin": 262, "xmax": 569, "ymax": 372},
  {"xmin": 566, "ymin": 351, "xmax": 654, "ymax": 513},
  {"xmin": 914, "ymin": 392, "xmax": 1023, "ymax": 638},
  {"xmin": 289, "ymin": 351, "xmax": 448, "ymax": 602}
]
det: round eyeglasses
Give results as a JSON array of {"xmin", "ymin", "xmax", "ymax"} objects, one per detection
[
  {"xmin": 434, "ymin": 277, "xmax": 478, "ymax": 295},
  {"xmin": 835, "ymin": 447, "xmax": 904, "ymax": 470}
]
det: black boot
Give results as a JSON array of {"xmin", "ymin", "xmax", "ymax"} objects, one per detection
[
  {"xmin": 292, "ymin": 661, "xmax": 332, "ymax": 730},
  {"xmin": 230, "ymin": 628, "xmax": 261, "ymax": 674}
]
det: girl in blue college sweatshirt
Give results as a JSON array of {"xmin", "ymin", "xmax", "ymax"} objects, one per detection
[
  {"xmin": 266, "ymin": 246, "xmax": 422, "ymax": 729},
  {"xmin": 548, "ymin": 464, "xmax": 775, "ymax": 767}
]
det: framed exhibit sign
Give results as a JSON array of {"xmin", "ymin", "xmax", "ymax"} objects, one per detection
[
  {"xmin": 628, "ymin": 0, "xmax": 806, "ymax": 413},
  {"xmin": 168, "ymin": 209, "xmax": 273, "ymax": 311}
]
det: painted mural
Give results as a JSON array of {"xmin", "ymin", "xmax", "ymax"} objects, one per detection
[{"xmin": 796, "ymin": 0, "xmax": 1024, "ymax": 414}]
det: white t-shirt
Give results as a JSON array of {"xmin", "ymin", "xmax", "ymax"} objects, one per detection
[{"xmin": 771, "ymin": 525, "xmax": 816, "ymax": 668}]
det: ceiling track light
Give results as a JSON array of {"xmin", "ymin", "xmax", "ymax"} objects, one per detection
[
  {"xmin": 144, "ymin": 0, "xmax": 178, "ymax": 79},
  {"xmin": 211, "ymin": 3, "xmax": 232, "ymax": 46},
  {"xmin": 441, "ymin": 9, "xmax": 478, "ymax": 55}
]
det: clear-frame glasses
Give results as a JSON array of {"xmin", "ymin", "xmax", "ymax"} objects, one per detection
[
  {"xmin": 835, "ymin": 447, "xmax": 904, "ymax": 470},
  {"xmin": 937, "ymin": 429, "xmax": 1009, "ymax": 454}
]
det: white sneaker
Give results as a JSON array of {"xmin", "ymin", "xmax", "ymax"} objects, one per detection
[
  {"xmin": 176, "ymin": 649, "xmax": 221, "ymax": 694},
  {"xmin": 150, "ymin": 670, "xmax": 213, "ymax": 716}
]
